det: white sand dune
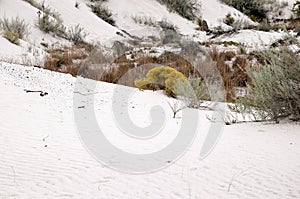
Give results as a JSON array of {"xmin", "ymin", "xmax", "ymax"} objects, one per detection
[{"xmin": 0, "ymin": 61, "xmax": 299, "ymax": 198}]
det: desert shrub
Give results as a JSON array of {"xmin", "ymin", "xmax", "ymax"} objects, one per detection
[
  {"xmin": 37, "ymin": 14, "xmax": 66, "ymax": 37},
  {"xmin": 238, "ymin": 47, "xmax": 300, "ymax": 122},
  {"xmin": 0, "ymin": 16, "xmax": 29, "ymax": 42},
  {"xmin": 67, "ymin": 25, "xmax": 87, "ymax": 45},
  {"xmin": 135, "ymin": 66, "xmax": 189, "ymax": 97},
  {"xmin": 89, "ymin": 3, "xmax": 115, "ymax": 26},
  {"xmin": 292, "ymin": 1, "xmax": 300, "ymax": 17},
  {"xmin": 156, "ymin": 0, "xmax": 199, "ymax": 21}
]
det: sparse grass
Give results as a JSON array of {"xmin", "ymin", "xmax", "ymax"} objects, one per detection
[
  {"xmin": 132, "ymin": 15, "xmax": 177, "ymax": 31},
  {"xmin": 67, "ymin": 25, "xmax": 88, "ymax": 45},
  {"xmin": 0, "ymin": 16, "xmax": 30, "ymax": 44},
  {"xmin": 209, "ymin": 47, "xmax": 250, "ymax": 101},
  {"xmin": 131, "ymin": 15, "xmax": 157, "ymax": 27}
]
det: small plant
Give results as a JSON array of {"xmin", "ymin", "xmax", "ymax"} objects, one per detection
[
  {"xmin": 89, "ymin": 3, "xmax": 116, "ymax": 26},
  {"xmin": 168, "ymin": 101, "xmax": 186, "ymax": 118},
  {"xmin": 0, "ymin": 17, "xmax": 30, "ymax": 44},
  {"xmin": 224, "ymin": 14, "xmax": 235, "ymax": 26}
]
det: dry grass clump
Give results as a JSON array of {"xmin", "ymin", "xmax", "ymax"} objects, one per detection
[
  {"xmin": 44, "ymin": 45, "xmax": 88, "ymax": 76},
  {"xmin": 208, "ymin": 47, "xmax": 250, "ymax": 101}
]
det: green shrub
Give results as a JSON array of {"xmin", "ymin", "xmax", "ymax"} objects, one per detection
[
  {"xmin": 0, "ymin": 16, "xmax": 29, "ymax": 40},
  {"xmin": 238, "ymin": 46, "xmax": 300, "ymax": 122},
  {"xmin": 156, "ymin": 0, "xmax": 199, "ymax": 21},
  {"xmin": 89, "ymin": 3, "xmax": 115, "ymax": 26},
  {"xmin": 135, "ymin": 66, "xmax": 189, "ymax": 97}
]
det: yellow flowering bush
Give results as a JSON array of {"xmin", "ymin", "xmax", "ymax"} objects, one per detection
[{"xmin": 135, "ymin": 66, "xmax": 189, "ymax": 97}]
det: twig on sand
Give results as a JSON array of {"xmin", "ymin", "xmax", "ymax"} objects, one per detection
[
  {"xmin": 24, "ymin": 89, "xmax": 48, "ymax": 97},
  {"xmin": 73, "ymin": 91, "xmax": 103, "ymax": 96}
]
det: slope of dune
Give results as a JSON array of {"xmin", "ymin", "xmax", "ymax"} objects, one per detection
[{"xmin": 1, "ymin": 61, "xmax": 300, "ymax": 198}]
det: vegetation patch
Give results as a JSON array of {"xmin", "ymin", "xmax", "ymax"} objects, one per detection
[
  {"xmin": 156, "ymin": 0, "xmax": 199, "ymax": 21},
  {"xmin": 236, "ymin": 46, "xmax": 300, "ymax": 122},
  {"xmin": 88, "ymin": 3, "xmax": 116, "ymax": 26},
  {"xmin": 135, "ymin": 66, "xmax": 189, "ymax": 97},
  {"xmin": 0, "ymin": 16, "xmax": 29, "ymax": 44}
]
